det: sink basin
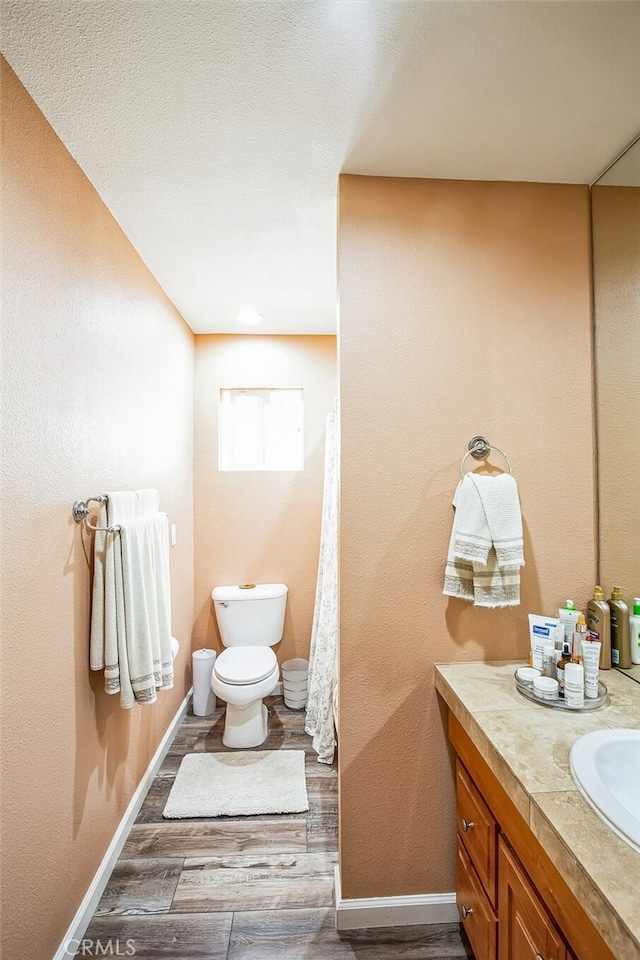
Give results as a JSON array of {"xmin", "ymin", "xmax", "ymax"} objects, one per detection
[{"xmin": 569, "ymin": 728, "xmax": 640, "ymax": 853}]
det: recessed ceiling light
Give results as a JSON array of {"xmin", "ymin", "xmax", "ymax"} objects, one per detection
[{"xmin": 235, "ymin": 309, "xmax": 264, "ymax": 327}]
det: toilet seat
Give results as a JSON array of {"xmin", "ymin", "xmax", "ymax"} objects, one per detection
[{"xmin": 214, "ymin": 647, "xmax": 277, "ymax": 685}]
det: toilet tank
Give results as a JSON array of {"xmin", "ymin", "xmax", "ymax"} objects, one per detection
[{"xmin": 212, "ymin": 583, "xmax": 288, "ymax": 647}]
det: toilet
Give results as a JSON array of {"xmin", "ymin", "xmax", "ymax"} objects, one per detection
[{"xmin": 210, "ymin": 582, "xmax": 287, "ymax": 748}]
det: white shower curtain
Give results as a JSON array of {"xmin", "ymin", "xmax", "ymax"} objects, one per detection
[{"xmin": 305, "ymin": 408, "xmax": 339, "ymax": 764}]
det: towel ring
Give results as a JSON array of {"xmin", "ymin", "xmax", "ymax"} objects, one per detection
[{"xmin": 460, "ymin": 436, "xmax": 512, "ymax": 478}]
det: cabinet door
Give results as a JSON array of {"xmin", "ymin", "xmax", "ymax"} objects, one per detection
[
  {"xmin": 498, "ymin": 838, "xmax": 567, "ymax": 960},
  {"xmin": 457, "ymin": 837, "xmax": 497, "ymax": 960},
  {"xmin": 457, "ymin": 759, "xmax": 498, "ymax": 906}
]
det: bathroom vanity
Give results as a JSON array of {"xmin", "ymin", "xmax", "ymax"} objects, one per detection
[{"xmin": 435, "ymin": 661, "xmax": 640, "ymax": 960}]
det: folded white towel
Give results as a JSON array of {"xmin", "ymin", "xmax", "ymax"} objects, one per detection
[
  {"xmin": 119, "ymin": 513, "xmax": 173, "ymax": 705},
  {"xmin": 136, "ymin": 488, "xmax": 160, "ymax": 515},
  {"xmin": 444, "ymin": 474, "xmax": 524, "ymax": 608},
  {"xmin": 90, "ymin": 493, "xmax": 137, "ymax": 680},
  {"xmin": 462, "ymin": 474, "xmax": 524, "ymax": 567}
]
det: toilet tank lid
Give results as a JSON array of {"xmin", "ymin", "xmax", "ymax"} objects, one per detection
[{"xmin": 212, "ymin": 583, "xmax": 288, "ymax": 602}]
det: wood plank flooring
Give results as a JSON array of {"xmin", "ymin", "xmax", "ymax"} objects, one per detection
[{"xmin": 77, "ymin": 697, "xmax": 473, "ymax": 959}]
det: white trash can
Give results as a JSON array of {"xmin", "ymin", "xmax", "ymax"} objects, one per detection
[
  {"xmin": 282, "ymin": 658, "xmax": 309, "ymax": 710},
  {"xmin": 192, "ymin": 649, "xmax": 217, "ymax": 716}
]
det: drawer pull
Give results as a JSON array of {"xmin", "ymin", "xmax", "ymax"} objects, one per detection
[
  {"xmin": 460, "ymin": 905, "xmax": 474, "ymax": 920},
  {"xmin": 461, "ymin": 818, "xmax": 476, "ymax": 832}
]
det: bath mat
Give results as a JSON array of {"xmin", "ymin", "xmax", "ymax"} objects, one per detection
[{"xmin": 162, "ymin": 750, "xmax": 309, "ymax": 819}]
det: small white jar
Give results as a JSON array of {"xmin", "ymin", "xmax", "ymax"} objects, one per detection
[
  {"xmin": 533, "ymin": 676, "xmax": 559, "ymax": 700},
  {"xmin": 516, "ymin": 667, "xmax": 541, "ymax": 687}
]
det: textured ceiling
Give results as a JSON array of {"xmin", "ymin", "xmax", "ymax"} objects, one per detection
[{"xmin": 2, "ymin": 1, "xmax": 639, "ymax": 334}]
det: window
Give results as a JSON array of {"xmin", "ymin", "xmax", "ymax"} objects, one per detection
[{"xmin": 219, "ymin": 388, "xmax": 304, "ymax": 471}]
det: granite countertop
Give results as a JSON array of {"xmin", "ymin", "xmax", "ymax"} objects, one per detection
[{"xmin": 434, "ymin": 660, "xmax": 640, "ymax": 960}]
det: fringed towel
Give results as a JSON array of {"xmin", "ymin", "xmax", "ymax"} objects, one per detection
[
  {"xmin": 443, "ymin": 473, "xmax": 524, "ymax": 608},
  {"xmin": 90, "ymin": 490, "xmax": 173, "ymax": 707}
]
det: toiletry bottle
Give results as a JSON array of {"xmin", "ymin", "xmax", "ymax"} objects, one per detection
[
  {"xmin": 609, "ymin": 586, "xmax": 631, "ymax": 669},
  {"xmin": 556, "ymin": 640, "xmax": 572, "ymax": 700},
  {"xmin": 630, "ymin": 599, "xmax": 640, "ymax": 666},
  {"xmin": 564, "ymin": 661, "xmax": 584, "ymax": 708},
  {"xmin": 582, "ymin": 638, "xmax": 601, "ymax": 699},
  {"xmin": 554, "ymin": 623, "xmax": 565, "ymax": 661},
  {"xmin": 586, "ymin": 585, "xmax": 611, "ymax": 670},
  {"xmin": 559, "ymin": 600, "xmax": 580, "ymax": 654},
  {"xmin": 542, "ymin": 639, "xmax": 557, "ymax": 678},
  {"xmin": 573, "ymin": 613, "xmax": 587, "ymax": 665}
]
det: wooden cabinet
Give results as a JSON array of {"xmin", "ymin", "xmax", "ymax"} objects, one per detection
[
  {"xmin": 455, "ymin": 758, "xmax": 499, "ymax": 960},
  {"xmin": 498, "ymin": 837, "xmax": 566, "ymax": 960},
  {"xmin": 457, "ymin": 759, "xmax": 498, "ymax": 905},
  {"xmin": 457, "ymin": 836, "xmax": 497, "ymax": 960},
  {"xmin": 449, "ymin": 713, "xmax": 616, "ymax": 960}
]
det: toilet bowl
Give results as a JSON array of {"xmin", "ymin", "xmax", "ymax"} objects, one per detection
[{"xmin": 211, "ymin": 646, "xmax": 279, "ymax": 748}]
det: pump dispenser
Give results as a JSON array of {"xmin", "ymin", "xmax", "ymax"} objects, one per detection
[
  {"xmin": 630, "ymin": 599, "xmax": 640, "ymax": 666},
  {"xmin": 587, "ymin": 585, "xmax": 611, "ymax": 669},
  {"xmin": 609, "ymin": 586, "xmax": 631, "ymax": 669}
]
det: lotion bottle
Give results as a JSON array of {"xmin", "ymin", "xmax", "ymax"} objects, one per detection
[
  {"xmin": 564, "ymin": 661, "xmax": 584, "ymax": 708},
  {"xmin": 587, "ymin": 585, "xmax": 611, "ymax": 669},
  {"xmin": 609, "ymin": 586, "xmax": 631, "ymax": 669},
  {"xmin": 630, "ymin": 599, "xmax": 640, "ymax": 666}
]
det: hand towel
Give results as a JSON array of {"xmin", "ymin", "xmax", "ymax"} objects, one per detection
[
  {"xmin": 465, "ymin": 474, "xmax": 524, "ymax": 567},
  {"xmin": 443, "ymin": 474, "xmax": 524, "ymax": 608}
]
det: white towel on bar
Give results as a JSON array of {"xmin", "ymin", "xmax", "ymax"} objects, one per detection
[
  {"xmin": 90, "ymin": 492, "xmax": 137, "ymax": 683},
  {"xmin": 119, "ymin": 513, "xmax": 173, "ymax": 706},
  {"xmin": 443, "ymin": 473, "xmax": 524, "ymax": 608},
  {"xmin": 90, "ymin": 490, "xmax": 173, "ymax": 707}
]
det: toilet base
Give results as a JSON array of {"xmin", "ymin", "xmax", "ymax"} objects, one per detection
[{"xmin": 222, "ymin": 701, "xmax": 269, "ymax": 749}]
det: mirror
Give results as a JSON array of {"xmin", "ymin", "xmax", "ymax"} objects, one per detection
[{"xmin": 591, "ymin": 134, "xmax": 640, "ymax": 682}]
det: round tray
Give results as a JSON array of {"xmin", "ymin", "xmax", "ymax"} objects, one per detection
[{"xmin": 514, "ymin": 671, "xmax": 607, "ymax": 711}]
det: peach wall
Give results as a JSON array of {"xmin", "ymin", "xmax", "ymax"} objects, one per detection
[
  {"xmin": 193, "ymin": 335, "xmax": 337, "ymax": 662},
  {"xmin": 338, "ymin": 175, "xmax": 595, "ymax": 899},
  {"xmin": 1, "ymin": 59, "xmax": 195, "ymax": 960},
  {"xmin": 592, "ymin": 185, "xmax": 640, "ymax": 599}
]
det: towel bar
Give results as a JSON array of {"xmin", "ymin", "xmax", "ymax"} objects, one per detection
[
  {"xmin": 72, "ymin": 496, "xmax": 121, "ymax": 533},
  {"xmin": 460, "ymin": 436, "xmax": 512, "ymax": 478}
]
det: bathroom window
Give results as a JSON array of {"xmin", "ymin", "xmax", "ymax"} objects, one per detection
[{"xmin": 219, "ymin": 388, "xmax": 304, "ymax": 471}]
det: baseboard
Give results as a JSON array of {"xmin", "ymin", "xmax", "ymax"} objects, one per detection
[
  {"xmin": 54, "ymin": 688, "xmax": 193, "ymax": 960},
  {"xmin": 334, "ymin": 866, "xmax": 458, "ymax": 930}
]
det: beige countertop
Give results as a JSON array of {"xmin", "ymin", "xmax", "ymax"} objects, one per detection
[{"xmin": 434, "ymin": 660, "xmax": 640, "ymax": 960}]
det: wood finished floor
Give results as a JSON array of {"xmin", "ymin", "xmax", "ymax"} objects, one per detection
[{"xmin": 78, "ymin": 697, "xmax": 473, "ymax": 959}]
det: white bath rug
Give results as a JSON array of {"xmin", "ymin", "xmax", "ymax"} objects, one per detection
[{"xmin": 162, "ymin": 750, "xmax": 309, "ymax": 819}]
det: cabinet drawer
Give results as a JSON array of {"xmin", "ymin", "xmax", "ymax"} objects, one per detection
[
  {"xmin": 457, "ymin": 837, "xmax": 497, "ymax": 960},
  {"xmin": 457, "ymin": 759, "xmax": 498, "ymax": 906}
]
